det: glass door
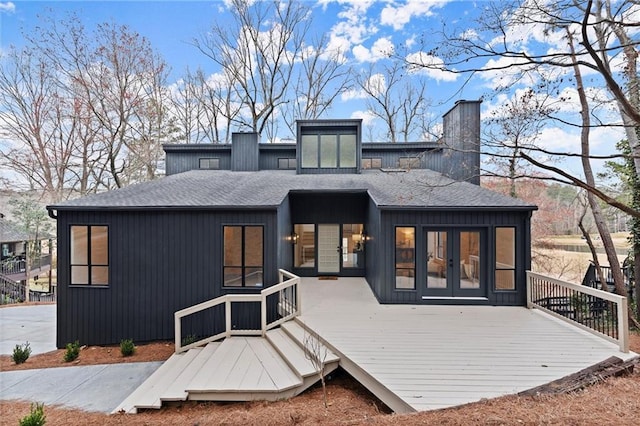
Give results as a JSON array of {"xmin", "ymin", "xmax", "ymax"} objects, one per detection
[
  {"xmin": 425, "ymin": 229, "xmax": 485, "ymax": 298},
  {"xmin": 317, "ymin": 224, "xmax": 340, "ymax": 274}
]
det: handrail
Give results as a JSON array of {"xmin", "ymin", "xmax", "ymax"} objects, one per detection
[
  {"xmin": 526, "ymin": 271, "xmax": 629, "ymax": 353},
  {"xmin": 175, "ymin": 269, "xmax": 301, "ymax": 353}
]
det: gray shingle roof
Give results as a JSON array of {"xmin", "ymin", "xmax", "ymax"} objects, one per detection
[
  {"xmin": 48, "ymin": 169, "xmax": 536, "ymax": 211},
  {"xmin": 0, "ymin": 218, "xmax": 30, "ymax": 243}
]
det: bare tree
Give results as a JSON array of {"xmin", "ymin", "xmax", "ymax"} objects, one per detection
[
  {"xmin": 193, "ymin": 0, "xmax": 311, "ymax": 139},
  {"xmin": 282, "ymin": 34, "xmax": 353, "ymax": 136},
  {"xmin": 356, "ymin": 62, "xmax": 429, "ymax": 143},
  {"xmin": 303, "ymin": 329, "xmax": 329, "ymax": 409}
]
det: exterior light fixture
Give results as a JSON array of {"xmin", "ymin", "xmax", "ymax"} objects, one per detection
[{"xmin": 291, "ymin": 232, "xmax": 299, "ymax": 244}]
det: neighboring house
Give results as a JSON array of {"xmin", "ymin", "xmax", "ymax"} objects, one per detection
[
  {"xmin": 0, "ymin": 215, "xmax": 54, "ymax": 303},
  {"xmin": 47, "ymin": 100, "xmax": 537, "ymax": 347}
]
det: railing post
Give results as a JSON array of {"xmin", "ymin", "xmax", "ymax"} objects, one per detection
[
  {"xmin": 225, "ymin": 298, "xmax": 232, "ymax": 337},
  {"xmin": 296, "ymin": 277, "xmax": 302, "ymax": 315},
  {"xmin": 618, "ymin": 297, "xmax": 630, "ymax": 353},
  {"xmin": 526, "ymin": 271, "xmax": 533, "ymax": 309},
  {"xmin": 174, "ymin": 313, "xmax": 181, "ymax": 353},
  {"xmin": 261, "ymin": 291, "xmax": 267, "ymax": 336}
]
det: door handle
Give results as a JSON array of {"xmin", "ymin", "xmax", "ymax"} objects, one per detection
[
  {"xmin": 448, "ymin": 259, "xmax": 453, "ymax": 268},
  {"xmin": 337, "ymin": 246, "xmax": 342, "ymax": 253}
]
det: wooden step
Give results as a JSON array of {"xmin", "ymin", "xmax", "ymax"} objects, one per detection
[
  {"xmin": 161, "ymin": 342, "xmax": 221, "ymax": 401},
  {"xmin": 186, "ymin": 337, "xmax": 301, "ymax": 394},
  {"xmin": 266, "ymin": 328, "xmax": 319, "ymax": 378},
  {"xmin": 113, "ymin": 348, "xmax": 204, "ymax": 414},
  {"xmin": 281, "ymin": 321, "xmax": 340, "ymax": 364}
]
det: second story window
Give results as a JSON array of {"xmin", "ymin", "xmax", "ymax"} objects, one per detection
[
  {"xmin": 301, "ymin": 132, "xmax": 357, "ymax": 169},
  {"xmin": 199, "ymin": 158, "xmax": 220, "ymax": 170},
  {"xmin": 362, "ymin": 158, "xmax": 382, "ymax": 169}
]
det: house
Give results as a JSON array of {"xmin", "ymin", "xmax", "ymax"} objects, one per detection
[
  {"xmin": 46, "ymin": 100, "xmax": 537, "ymax": 347},
  {"xmin": 0, "ymin": 216, "xmax": 54, "ymax": 303}
]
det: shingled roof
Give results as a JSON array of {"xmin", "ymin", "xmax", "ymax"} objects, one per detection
[
  {"xmin": 0, "ymin": 218, "xmax": 30, "ymax": 243},
  {"xmin": 48, "ymin": 169, "xmax": 536, "ymax": 211}
]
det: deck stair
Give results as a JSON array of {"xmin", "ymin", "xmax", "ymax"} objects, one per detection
[{"xmin": 114, "ymin": 321, "xmax": 339, "ymax": 414}]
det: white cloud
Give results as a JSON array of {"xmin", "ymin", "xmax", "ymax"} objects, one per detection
[
  {"xmin": 405, "ymin": 51, "xmax": 458, "ymax": 82},
  {"xmin": 341, "ymin": 73, "xmax": 386, "ymax": 101},
  {"xmin": 0, "ymin": 2, "xmax": 15, "ymax": 13},
  {"xmin": 352, "ymin": 37, "xmax": 394, "ymax": 62},
  {"xmin": 380, "ymin": 0, "xmax": 447, "ymax": 31},
  {"xmin": 350, "ymin": 109, "xmax": 377, "ymax": 127}
]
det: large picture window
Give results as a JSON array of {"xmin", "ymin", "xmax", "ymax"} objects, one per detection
[
  {"xmin": 395, "ymin": 227, "xmax": 415, "ymax": 289},
  {"xmin": 495, "ymin": 227, "xmax": 516, "ymax": 290},
  {"xmin": 224, "ymin": 225, "xmax": 263, "ymax": 287},
  {"xmin": 300, "ymin": 132, "xmax": 357, "ymax": 169},
  {"xmin": 70, "ymin": 225, "xmax": 109, "ymax": 286}
]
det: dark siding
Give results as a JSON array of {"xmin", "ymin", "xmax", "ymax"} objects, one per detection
[
  {"xmin": 277, "ymin": 196, "xmax": 293, "ymax": 271},
  {"xmin": 231, "ymin": 133, "xmax": 259, "ymax": 171},
  {"xmin": 259, "ymin": 145, "xmax": 297, "ymax": 170},
  {"xmin": 374, "ymin": 209, "xmax": 530, "ymax": 306},
  {"xmin": 165, "ymin": 147, "xmax": 232, "ymax": 175},
  {"xmin": 290, "ymin": 192, "xmax": 368, "ymax": 223},
  {"xmin": 440, "ymin": 100, "xmax": 481, "ymax": 184},
  {"xmin": 361, "ymin": 144, "xmax": 442, "ymax": 170},
  {"xmin": 365, "ymin": 197, "xmax": 383, "ymax": 300},
  {"xmin": 56, "ymin": 209, "xmax": 278, "ymax": 347}
]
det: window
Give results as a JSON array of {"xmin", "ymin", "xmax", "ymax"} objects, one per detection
[
  {"xmin": 395, "ymin": 227, "xmax": 415, "ymax": 289},
  {"xmin": 70, "ymin": 225, "xmax": 109, "ymax": 286},
  {"xmin": 199, "ymin": 158, "xmax": 219, "ymax": 169},
  {"xmin": 224, "ymin": 225, "xmax": 263, "ymax": 287},
  {"xmin": 342, "ymin": 224, "xmax": 364, "ymax": 268},
  {"xmin": 293, "ymin": 224, "xmax": 315, "ymax": 268},
  {"xmin": 361, "ymin": 158, "xmax": 382, "ymax": 169},
  {"xmin": 398, "ymin": 157, "xmax": 421, "ymax": 169},
  {"xmin": 495, "ymin": 227, "xmax": 516, "ymax": 290},
  {"xmin": 278, "ymin": 158, "xmax": 296, "ymax": 169},
  {"xmin": 301, "ymin": 132, "xmax": 357, "ymax": 169}
]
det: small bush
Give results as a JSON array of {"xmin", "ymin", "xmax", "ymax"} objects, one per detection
[
  {"xmin": 63, "ymin": 341, "xmax": 80, "ymax": 362},
  {"xmin": 120, "ymin": 339, "xmax": 136, "ymax": 357},
  {"xmin": 19, "ymin": 402, "xmax": 46, "ymax": 426},
  {"xmin": 12, "ymin": 342, "xmax": 32, "ymax": 364},
  {"xmin": 182, "ymin": 334, "xmax": 198, "ymax": 346}
]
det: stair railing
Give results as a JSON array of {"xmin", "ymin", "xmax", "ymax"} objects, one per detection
[{"xmin": 174, "ymin": 269, "xmax": 301, "ymax": 353}]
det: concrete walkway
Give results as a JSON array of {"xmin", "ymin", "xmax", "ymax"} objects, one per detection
[
  {"xmin": 0, "ymin": 304, "xmax": 56, "ymax": 355},
  {"xmin": 0, "ymin": 304, "xmax": 163, "ymax": 413}
]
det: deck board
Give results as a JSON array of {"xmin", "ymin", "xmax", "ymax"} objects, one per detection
[{"xmin": 297, "ymin": 277, "xmax": 636, "ymax": 413}]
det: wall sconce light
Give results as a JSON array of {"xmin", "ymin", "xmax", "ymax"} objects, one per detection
[
  {"xmin": 290, "ymin": 232, "xmax": 299, "ymax": 244},
  {"xmin": 361, "ymin": 231, "xmax": 367, "ymax": 243}
]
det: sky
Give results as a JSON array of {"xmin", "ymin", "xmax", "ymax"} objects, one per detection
[{"xmin": 0, "ymin": 0, "xmax": 632, "ymax": 180}]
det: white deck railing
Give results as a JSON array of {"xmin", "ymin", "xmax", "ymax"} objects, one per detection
[
  {"xmin": 526, "ymin": 271, "xmax": 629, "ymax": 353},
  {"xmin": 174, "ymin": 269, "xmax": 301, "ymax": 353}
]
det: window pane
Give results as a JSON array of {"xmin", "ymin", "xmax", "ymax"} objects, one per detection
[
  {"xmin": 91, "ymin": 226, "xmax": 108, "ymax": 265},
  {"xmin": 427, "ymin": 231, "xmax": 447, "ymax": 288},
  {"xmin": 224, "ymin": 267, "xmax": 243, "ymax": 287},
  {"xmin": 342, "ymin": 224, "xmax": 364, "ymax": 268},
  {"xmin": 395, "ymin": 227, "xmax": 415, "ymax": 289},
  {"xmin": 70, "ymin": 226, "xmax": 88, "ymax": 264},
  {"xmin": 395, "ymin": 269, "xmax": 415, "ymax": 289},
  {"xmin": 320, "ymin": 134, "xmax": 337, "ymax": 168},
  {"xmin": 71, "ymin": 265, "xmax": 89, "ymax": 285},
  {"xmin": 244, "ymin": 226, "xmax": 263, "ymax": 267},
  {"xmin": 244, "ymin": 267, "xmax": 263, "ymax": 287},
  {"xmin": 294, "ymin": 224, "xmax": 315, "ymax": 268},
  {"xmin": 91, "ymin": 266, "xmax": 109, "ymax": 285},
  {"xmin": 371, "ymin": 158, "xmax": 382, "ymax": 168},
  {"xmin": 301, "ymin": 135, "xmax": 318, "ymax": 168},
  {"xmin": 224, "ymin": 226, "xmax": 242, "ymax": 266},
  {"xmin": 278, "ymin": 158, "xmax": 288, "ymax": 169},
  {"xmin": 460, "ymin": 231, "xmax": 480, "ymax": 289},
  {"xmin": 340, "ymin": 134, "xmax": 356, "ymax": 168},
  {"xmin": 361, "ymin": 159, "xmax": 372, "ymax": 169},
  {"xmin": 496, "ymin": 227, "xmax": 515, "ymax": 267},
  {"xmin": 496, "ymin": 270, "xmax": 515, "ymax": 290}
]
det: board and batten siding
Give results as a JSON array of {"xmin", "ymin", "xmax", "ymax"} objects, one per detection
[
  {"xmin": 366, "ymin": 209, "xmax": 531, "ymax": 306},
  {"xmin": 55, "ymin": 209, "xmax": 278, "ymax": 347},
  {"xmin": 165, "ymin": 147, "xmax": 232, "ymax": 175}
]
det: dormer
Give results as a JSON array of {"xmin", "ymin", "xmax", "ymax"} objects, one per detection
[{"xmin": 296, "ymin": 119, "xmax": 362, "ymax": 174}]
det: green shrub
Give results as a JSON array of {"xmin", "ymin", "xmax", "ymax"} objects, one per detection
[
  {"xmin": 182, "ymin": 334, "xmax": 198, "ymax": 346},
  {"xmin": 120, "ymin": 339, "xmax": 136, "ymax": 357},
  {"xmin": 63, "ymin": 341, "xmax": 80, "ymax": 362},
  {"xmin": 12, "ymin": 342, "xmax": 32, "ymax": 364},
  {"xmin": 19, "ymin": 402, "xmax": 46, "ymax": 426}
]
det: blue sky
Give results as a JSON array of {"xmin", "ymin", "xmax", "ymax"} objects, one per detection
[{"xmin": 0, "ymin": 1, "xmax": 632, "ymax": 179}]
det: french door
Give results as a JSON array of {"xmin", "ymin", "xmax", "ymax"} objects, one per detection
[{"xmin": 424, "ymin": 228, "xmax": 485, "ymax": 298}]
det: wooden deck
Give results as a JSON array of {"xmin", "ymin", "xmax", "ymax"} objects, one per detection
[{"xmin": 297, "ymin": 277, "xmax": 637, "ymax": 413}]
